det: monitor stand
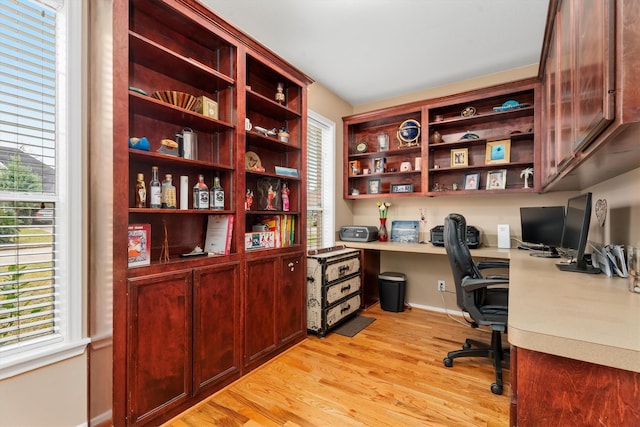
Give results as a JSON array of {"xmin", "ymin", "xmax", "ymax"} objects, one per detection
[
  {"xmin": 530, "ymin": 247, "xmax": 560, "ymax": 259},
  {"xmin": 556, "ymin": 258, "xmax": 601, "ymax": 274}
]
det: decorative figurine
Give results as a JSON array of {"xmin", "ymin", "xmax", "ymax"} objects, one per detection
[
  {"xmin": 266, "ymin": 183, "xmax": 276, "ymax": 210},
  {"xmin": 520, "ymin": 167, "xmax": 534, "ymax": 189},
  {"xmin": 275, "ymin": 82, "xmax": 285, "ymax": 105},
  {"xmin": 281, "ymin": 182, "xmax": 290, "ymax": 211},
  {"xmin": 245, "ymin": 188, "xmax": 254, "ymax": 211}
]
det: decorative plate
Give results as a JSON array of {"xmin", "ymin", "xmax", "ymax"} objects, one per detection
[
  {"xmin": 397, "ymin": 119, "xmax": 421, "ymax": 146},
  {"xmin": 356, "ymin": 141, "xmax": 368, "ymax": 153},
  {"xmin": 595, "ymin": 198, "xmax": 607, "ymax": 226},
  {"xmin": 461, "ymin": 106, "xmax": 476, "ymax": 117},
  {"xmin": 460, "ymin": 132, "xmax": 479, "ymax": 140},
  {"xmin": 245, "ymin": 151, "xmax": 262, "ymax": 170},
  {"xmin": 493, "ymin": 100, "xmax": 528, "ymax": 112}
]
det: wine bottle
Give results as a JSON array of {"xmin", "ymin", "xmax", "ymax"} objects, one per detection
[
  {"xmin": 149, "ymin": 166, "xmax": 161, "ymax": 208},
  {"xmin": 210, "ymin": 176, "xmax": 224, "ymax": 210},
  {"xmin": 193, "ymin": 174, "xmax": 209, "ymax": 209}
]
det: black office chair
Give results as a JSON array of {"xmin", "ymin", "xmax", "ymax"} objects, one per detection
[{"xmin": 442, "ymin": 213, "xmax": 510, "ymax": 395}]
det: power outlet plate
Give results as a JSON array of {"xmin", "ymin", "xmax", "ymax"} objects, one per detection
[{"xmin": 437, "ymin": 280, "xmax": 445, "ymax": 292}]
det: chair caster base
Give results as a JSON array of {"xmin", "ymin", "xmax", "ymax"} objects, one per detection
[
  {"xmin": 491, "ymin": 382, "xmax": 503, "ymax": 395},
  {"xmin": 443, "ymin": 357, "xmax": 453, "ymax": 368}
]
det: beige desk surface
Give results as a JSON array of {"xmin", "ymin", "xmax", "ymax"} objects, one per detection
[{"xmin": 340, "ymin": 240, "xmax": 640, "ymax": 372}]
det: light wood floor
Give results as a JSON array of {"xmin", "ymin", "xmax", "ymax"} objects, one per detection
[{"xmin": 163, "ymin": 304, "xmax": 510, "ymax": 426}]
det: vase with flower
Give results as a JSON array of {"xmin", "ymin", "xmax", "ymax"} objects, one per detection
[{"xmin": 377, "ymin": 201, "xmax": 391, "ymax": 242}]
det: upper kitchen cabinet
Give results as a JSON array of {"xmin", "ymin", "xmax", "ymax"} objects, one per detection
[{"xmin": 540, "ymin": 0, "xmax": 640, "ymax": 190}]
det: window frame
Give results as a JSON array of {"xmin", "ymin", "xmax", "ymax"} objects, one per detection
[
  {"xmin": 0, "ymin": 0, "xmax": 88, "ymax": 379},
  {"xmin": 307, "ymin": 110, "xmax": 335, "ymax": 251}
]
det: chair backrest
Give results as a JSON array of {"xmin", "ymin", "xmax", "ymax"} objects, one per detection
[{"xmin": 443, "ymin": 213, "xmax": 482, "ymax": 310}]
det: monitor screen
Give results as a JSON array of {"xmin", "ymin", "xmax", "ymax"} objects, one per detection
[
  {"xmin": 520, "ymin": 206, "xmax": 565, "ymax": 257},
  {"xmin": 557, "ymin": 192, "xmax": 600, "ymax": 274}
]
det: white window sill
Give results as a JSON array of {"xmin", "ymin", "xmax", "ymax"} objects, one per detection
[{"xmin": 0, "ymin": 338, "xmax": 91, "ymax": 380}]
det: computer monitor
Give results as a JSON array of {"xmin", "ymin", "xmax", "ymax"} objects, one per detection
[
  {"xmin": 519, "ymin": 206, "xmax": 565, "ymax": 258},
  {"xmin": 556, "ymin": 192, "xmax": 600, "ymax": 274}
]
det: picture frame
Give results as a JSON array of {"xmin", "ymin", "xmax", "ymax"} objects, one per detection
[
  {"xmin": 486, "ymin": 169, "xmax": 507, "ymax": 190},
  {"xmin": 373, "ymin": 157, "xmax": 386, "ymax": 173},
  {"xmin": 464, "ymin": 172, "xmax": 480, "ymax": 190},
  {"xmin": 450, "ymin": 148, "xmax": 469, "ymax": 167},
  {"xmin": 349, "ymin": 160, "xmax": 361, "ymax": 175},
  {"xmin": 368, "ymin": 179, "xmax": 381, "ymax": 194},
  {"xmin": 485, "ymin": 139, "xmax": 511, "ymax": 164},
  {"xmin": 390, "ymin": 183, "xmax": 414, "ymax": 193}
]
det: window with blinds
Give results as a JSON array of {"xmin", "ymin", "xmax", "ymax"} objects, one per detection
[
  {"xmin": 307, "ymin": 111, "xmax": 335, "ymax": 251},
  {"xmin": 0, "ymin": 0, "xmax": 59, "ymax": 351}
]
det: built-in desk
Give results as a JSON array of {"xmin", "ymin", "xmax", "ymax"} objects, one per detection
[
  {"xmin": 343, "ymin": 241, "xmax": 640, "ymax": 424},
  {"xmin": 342, "ymin": 240, "xmax": 639, "ymax": 371}
]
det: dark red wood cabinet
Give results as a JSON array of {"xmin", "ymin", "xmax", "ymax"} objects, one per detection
[{"xmin": 106, "ymin": 0, "xmax": 312, "ymax": 425}]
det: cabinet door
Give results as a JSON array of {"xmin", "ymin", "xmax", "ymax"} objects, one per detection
[
  {"xmin": 127, "ymin": 270, "xmax": 192, "ymax": 425},
  {"xmin": 556, "ymin": 0, "xmax": 574, "ymax": 170},
  {"xmin": 193, "ymin": 262, "xmax": 241, "ymax": 395},
  {"xmin": 276, "ymin": 253, "xmax": 306, "ymax": 345},
  {"xmin": 573, "ymin": 0, "xmax": 614, "ymax": 151},
  {"xmin": 244, "ymin": 255, "xmax": 278, "ymax": 368}
]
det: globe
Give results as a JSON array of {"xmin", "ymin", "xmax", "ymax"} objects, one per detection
[{"xmin": 397, "ymin": 119, "xmax": 421, "ymax": 145}]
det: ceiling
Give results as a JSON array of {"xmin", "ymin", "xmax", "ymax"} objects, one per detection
[{"xmin": 200, "ymin": 0, "xmax": 550, "ymax": 106}]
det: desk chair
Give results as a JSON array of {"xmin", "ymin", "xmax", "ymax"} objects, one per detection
[{"xmin": 442, "ymin": 213, "xmax": 510, "ymax": 395}]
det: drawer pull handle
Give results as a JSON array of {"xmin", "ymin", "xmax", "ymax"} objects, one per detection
[
  {"xmin": 341, "ymin": 304, "xmax": 351, "ymax": 313},
  {"xmin": 307, "ymin": 276, "xmax": 314, "ymax": 283},
  {"xmin": 338, "ymin": 265, "xmax": 350, "ymax": 276},
  {"xmin": 341, "ymin": 285, "xmax": 351, "ymax": 293}
]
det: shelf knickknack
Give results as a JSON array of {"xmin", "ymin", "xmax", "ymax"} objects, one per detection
[{"xmin": 397, "ymin": 119, "xmax": 421, "ymax": 147}]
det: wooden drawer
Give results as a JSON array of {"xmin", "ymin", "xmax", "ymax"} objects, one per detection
[{"xmin": 325, "ymin": 275, "xmax": 360, "ymax": 307}]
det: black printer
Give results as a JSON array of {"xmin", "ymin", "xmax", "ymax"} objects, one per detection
[{"xmin": 430, "ymin": 225, "xmax": 481, "ymax": 248}]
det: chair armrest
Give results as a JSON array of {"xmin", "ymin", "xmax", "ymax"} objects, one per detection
[
  {"xmin": 477, "ymin": 260, "xmax": 509, "ymax": 270},
  {"xmin": 461, "ymin": 277, "xmax": 509, "ymax": 292}
]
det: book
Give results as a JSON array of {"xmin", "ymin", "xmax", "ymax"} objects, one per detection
[
  {"xmin": 245, "ymin": 231, "xmax": 275, "ymax": 250},
  {"xmin": 204, "ymin": 215, "xmax": 234, "ymax": 255},
  {"xmin": 128, "ymin": 224, "xmax": 151, "ymax": 267}
]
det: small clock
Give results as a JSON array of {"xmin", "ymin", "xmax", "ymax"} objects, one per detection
[{"xmin": 356, "ymin": 141, "xmax": 368, "ymax": 153}]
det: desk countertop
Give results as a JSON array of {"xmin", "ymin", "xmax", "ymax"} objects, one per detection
[
  {"xmin": 340, "ymin": 240, "xmax": 640, "ymax": 372},
  {"xmin": 508, "ymin": 251, "xmax": 640, "ymax": 372}
]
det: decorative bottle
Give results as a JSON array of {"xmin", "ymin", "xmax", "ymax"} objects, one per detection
[
  {"xmin": 210, "ymin": 176, "xmax": 224, "ymax": 210},
  {"xmin": 161, "ymin": 174, "xmax": 177, "ymax": 209},
  {"xmin": 135, "ymin": 173, "xmax": 146, "ymax": 208},
  {"xmin": 149, "ymin": 166, "xmax": 161, "ymax": 208},
  {"xmin": 193, "ymin": 174, "xmax": 209, "ymax": 209}
]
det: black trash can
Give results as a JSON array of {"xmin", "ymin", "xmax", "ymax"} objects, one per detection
[{"xmin": 378, "ymin": 272, "xmax": 406, "ymax": 312}]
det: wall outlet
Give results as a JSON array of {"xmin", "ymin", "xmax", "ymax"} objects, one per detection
[{"xmin": 437, "ymin": 280, "xmax": 446, "ymax": 292}]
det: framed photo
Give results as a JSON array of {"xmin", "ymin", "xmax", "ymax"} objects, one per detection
[
  {"xmin": 450, "ymin": 148, "xmax": 468, "ymax": 167},
  {"xmin": 486, "ymin": 169, "xmax": 507, "ymax": 190},
  {"xmin": 368, "ymin": 179, "xmax": 381, "ymax": 194},
  {"xmin": 485, "ymin": 139, "xmax": 511, "ymax": 164},
  {"xmin": 373, "ymin": 157, "xmax": 386, "ymax": 173},
  {"xmin": 390, "ymin": 183, "xmax": 413, "ymax": 193},
  {"xmin": 464, "ymin": 173, "xmax": 480, "ymax": 190},
  {"xmin": 349, "ymin": 160, "xmax": 361, "ymax": 175}
]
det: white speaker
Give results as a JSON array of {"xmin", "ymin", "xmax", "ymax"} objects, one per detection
[{"xmin": 497, "ymin": 224, "xmax": 510, "ymax": 249}]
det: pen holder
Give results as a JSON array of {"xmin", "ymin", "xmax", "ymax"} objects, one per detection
[{"xmin": 628, "ymin": 246, "xmax": 640, "ymax": 293}]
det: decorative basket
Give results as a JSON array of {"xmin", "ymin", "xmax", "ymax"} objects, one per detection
[{"xmin": 152, "ymin": 90, "xmax": 197, "ymax": 110}]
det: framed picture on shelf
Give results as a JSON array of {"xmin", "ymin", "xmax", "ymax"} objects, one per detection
[
  {"xmin": 464, "ymin": 173, "xmax": 480, "ymax": 190},
  {"xmin": 450, "ymin": 148, "xmax": 468, "ymax": 168},
  {"xmin": 373, "ymin": 157, "xmax": 386, "ymax": 173},
  {"xmin": 390, "ymin": 183, "xmax": 413, "ymax": 193},
  {"xmin": 257, "ymin": 177, "xmax": 282, "ymax": 210},
  {"xmin": 486, "ymin": 169, "xmax": 507, "ymax": 190},
  {"xmin": 485, "ymin": 139, "xmax": 511, "ymax": 164},
  {"xmin": 368, "ymin": 179, "xmax": 381, "ymax": 194},
  {"xmin": 349, "ymin": 160, "xmax": 361, "ymax": 175}
]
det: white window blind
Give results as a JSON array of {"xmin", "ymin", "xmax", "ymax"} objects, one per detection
[
  {"xmin": 0, "ymin": 0, "xmax": 58, "ymax": 350},
  {"xmin": 307, "ymin": 111, "xmax": 335, "ymax": 251}
]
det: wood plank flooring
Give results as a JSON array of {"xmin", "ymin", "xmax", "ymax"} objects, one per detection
[{"xmin": 163, "ymin": 305, "xmax": 510, "ymax": 426}]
